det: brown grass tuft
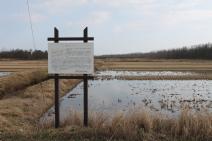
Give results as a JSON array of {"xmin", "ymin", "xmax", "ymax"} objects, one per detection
[
  {"xmin": 0, "ymin": 69, "xmax": 48, "ymax": 98},
  {"xmin": 177, "ymin": 110, "xmax": 212, "ymax": 138},
  {"xmin": 0, "ymin": 78, "xmax": 81, "ymax": 133},
  {"xmin": 42, "ymin": 109, "xmax": 212, "ymax": 141}
]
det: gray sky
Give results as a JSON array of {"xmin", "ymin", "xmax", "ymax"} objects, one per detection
[{"xmin": 0, "ymin": 0, "xmax": 212, "ymax": 55}]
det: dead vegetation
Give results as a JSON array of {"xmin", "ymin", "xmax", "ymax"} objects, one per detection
[
  {"xmin": 0, "ymin": 69, "xmax": 48, "ymax": 98},
  {"xmin": 0, "ymin": 77, "xmax": 81, "ymax": 133},
  {"xmin": 96, "ymin": 58, "xmax": 212, "ymax": 71},
  {"xmin": 2, "ymin": 109, "xmax": 211, "ymax": 141},
  {"xmin": 0, "ymin": 60, "xmax": 47, "ymax": 72},
  {"xmin": 45, "ymin": 109, "xmax": 212, "ymax": 141}
]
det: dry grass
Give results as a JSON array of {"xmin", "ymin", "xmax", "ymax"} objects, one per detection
[
  {"xmin": 0, "ymin": 78, "xmax": 81, "ymax": 133},
  {"xmin": 96, "ymin": 58, "xmax": 212, "ymax": 71},
  {"xmin": 0, "ymin": 69, "xmax": 48, "ymax": 98},
  {"xmin": 1, "ymin": 59, "xmax": 212, "ymax": 72},
  {"xmin": 0, "ymin": 60, "xmax": 47, "ymax": 72},
  {"xmin": 39, "ymin": 109, "xmax": 212, "ymax": 141}
]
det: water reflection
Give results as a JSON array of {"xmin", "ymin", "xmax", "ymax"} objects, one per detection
[
  {"xmin": 41, "ymin": 79, "xmax": 212, "ymax": 122},
  {"xmin": 0, "ymin": 72, "xmax": 10, "ymax": 77}
]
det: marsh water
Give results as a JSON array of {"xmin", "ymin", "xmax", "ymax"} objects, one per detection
[
  {"xmin": 41, "ymin": 71, "xmax": 212, "ymax": 123},
  {"xmin": 0, "ymin": 72, "xmax": 10, "ymax": 77},
  {"xmin": 96, "ymin": 70, "xmax": 196, "ymax": 77}
]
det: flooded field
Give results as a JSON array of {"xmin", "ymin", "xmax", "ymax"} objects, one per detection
[
  {"xmin": 96, "ymin": 70, "xmax": 196, "ymax": 77},
  {"xmin": 0, "ymin": 72, "xmax": 10, "ymax": 77},
  {"xmin": 41, "ymin": 71, "xmax": 212, "ymax": 123}
]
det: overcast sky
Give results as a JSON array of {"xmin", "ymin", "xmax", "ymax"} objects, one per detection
[{"xmin": 0, "ymin": 0, "xmax": 212, "ymax": 55}]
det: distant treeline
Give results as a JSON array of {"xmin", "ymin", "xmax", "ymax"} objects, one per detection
[
  {"xmin": 1, "ymin": 43, "xmax": 212, "ymax": 60},
  {"xmin": 0, "ymin": 49, "xmax": 47, "ymax": 60},
  {"xmin": 97, "ymin": 43, "xmax": 212, "ymax": 60}
]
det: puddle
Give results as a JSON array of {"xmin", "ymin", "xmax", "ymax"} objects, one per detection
[
  {"xmin": 41, "ymin": 77, "xmax": 212, "ymax": 123},
  {"xmin": 0, "ymin": 72, "xmax": 10, "ymax": 77}
]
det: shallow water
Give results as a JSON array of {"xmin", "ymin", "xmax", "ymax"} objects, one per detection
[
  {"xmin": 41, "ymin": 78, "xmax": 212, "ymax": 122},
  {"xmin": 94, "ymin": 70, "xmax": 200, "ymax": 80},
  {"xmin": 96, "ymin": 70, "xmax": 196, "ymax": 77},
  {"xmin": 0, "ymin": 72, "xmax": 10, "ymax": 77}
]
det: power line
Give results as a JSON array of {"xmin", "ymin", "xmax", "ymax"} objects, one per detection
[
  {"xmin": 26, "ymin": 0, "xmax": 46, "ymax": 110},
  {"xmin": 26, "ymin": 0, "xmax": 36, "ymax": 50}
]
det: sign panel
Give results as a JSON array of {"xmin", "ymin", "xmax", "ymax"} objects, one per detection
[{"xmin": 48, "ymin": 43, "xmax": 94, "ymax": 74}]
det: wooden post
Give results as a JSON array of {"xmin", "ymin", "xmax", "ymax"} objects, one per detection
[
  {"xmin": 83, "ymin": 27, "xmax": 88, "ymax": 127},
  {"xmin": 54, "ymin": 27, "xmax": 60, "ymax": 128}
]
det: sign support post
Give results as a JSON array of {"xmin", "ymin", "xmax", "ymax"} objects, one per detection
[
  {"xmin": 83, "ymin": 27, "xmax": 88, "ymax": 127},
  {"xmin": 47, "ymin": 27, "xmax": 94, "ymax": 128},
  {"xmin": 54, "ymin": 28, "xmax": 59, "ymax": 128}
]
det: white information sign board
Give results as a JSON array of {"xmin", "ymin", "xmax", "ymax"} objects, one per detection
[{"xmin": 48, "ymin": 43, "xmax": 94, "ymax": 74}]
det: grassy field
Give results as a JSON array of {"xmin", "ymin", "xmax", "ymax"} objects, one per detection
[
  {"xmin": 0, "ymin": 69, "xmax": 48, "ymax": 98},
  {"xmin": 96, "ymin": 58, "xmax": 212, "ymax": 71},
  {"xmin": 0, "ymin": 58, "xmax": 212, "ymax": 141},
  {"xmin": 0, "ymin": 71, "xmax": 81, "ymax": 131},
  {"xmin": 1, "ymin": 58, "xmax": 212, "ymax": 72},
  {"xmin": 0, "ymin": 59, "xmax": 47, "ymax": 72}
]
